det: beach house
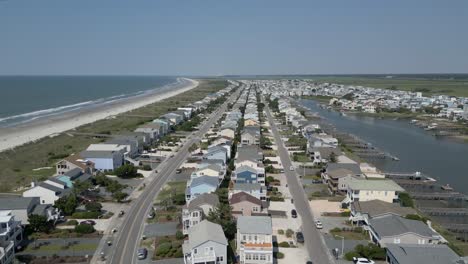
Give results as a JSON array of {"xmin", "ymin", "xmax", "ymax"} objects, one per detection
[
  {"xmin": 185, "ymin": 176, "xmax": 219, "ymax": 203},
  {"xmin": 80, "ymin": 150, "xmax": 123, "ymax": 171},
  {"xmin": 56, "ymin": 153, "xmax": 95, "ymax": 175},
  {"xmin": 23, "ymin": 179, "xmax": 71, "ymax": 205},
  {"xmin": 0, "ymin": 211, "xmax": 22, "ymax": 247},
  {"xmin": 344, "ymin": 178, "xmax": 404, "ymax": 205},
  {"xmin": 0, "ymin": 197, "xmax": 60, "ymax": 224},
  {"xmin": 236, "ymin": 216, "xmax": 273, "ymax": 264},
  {"xmin": 182, "ymin": 193, "xmax": 219, "ymax": 235},
  {"xmin": 183, "ymin": 220, "xmax": 228, "ymax": 264}
]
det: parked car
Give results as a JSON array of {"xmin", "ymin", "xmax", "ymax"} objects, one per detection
[
  {"xmin": 118, "ymin": 210, "xmax": 125, "ymax": 217},
  {"xmin": 147, "ymin": 211, "xmax": 155, "ymax": 219},
  {"xmin": 291, "ymin": 209, "xmax": 297, "ymax": 218},
  {"xmin": 176, "ymin": 169, "xmax": 182, "ymax": 174},
  {"xmin": 314, "ymin": 220, "xmax": 323, "ymax": 229},
  {"xmin": 137, "ymin": 248, "xmax": 148, "ymax": 260},
  {"xmin": 296, "ymin": 232, "xmax": 304, "ymax": 243},
  {"xmin": 289, "ymin": 165, "xmax": 295, "ymax": 171},
  {"xmin": 352, "ymin": 257, "xmax": 375, "ymax": 264},
  {"xmin": 81, "ymin": 220, "xmax": 96, "ymax": 225}
]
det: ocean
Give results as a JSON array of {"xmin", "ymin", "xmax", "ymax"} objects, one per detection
[{"xmin": 0, "ymin": 76, "xmax": 179, "ymax": 128}]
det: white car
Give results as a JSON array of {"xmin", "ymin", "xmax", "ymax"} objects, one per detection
[
  {"xmin": 314, "ymin": 220, "xmax": 323, "ymax": 229},
  {"xmin": 353, "ymin": 257, "xmax": 375, "ymax": 264},
  {"xmin": 289, "ymin": 166, "xmax": 295, "ymax": 171}
]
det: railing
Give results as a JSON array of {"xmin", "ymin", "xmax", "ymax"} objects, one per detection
[{"xmin": 185, "ymin": 251, "xmax": 216, "ymax": 263}]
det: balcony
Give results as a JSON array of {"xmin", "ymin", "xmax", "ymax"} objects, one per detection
[
  {"xmin": 184, "ymin": 251, "xmax": 216, "ymax": 264},
  {"xmin": 240, "ymin": 242, "xmax": 273, "ymax": 252}
]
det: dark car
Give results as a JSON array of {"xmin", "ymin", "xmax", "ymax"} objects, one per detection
[
  {"xmin": 137, "ymin": 248, "xmax": 148, "ymax": 260},
  {"xmin": 80, "ymin": 220, "xmax": 96, "ymax": 225},
  {"xmin": 296, "ymin": 232, "xmax": 304, "ymax": 243},
  {"xmin": 291, "ymin": 209, "xmax": 297, "ymax": 218}
]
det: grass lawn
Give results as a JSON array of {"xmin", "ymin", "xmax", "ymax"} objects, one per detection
[
  {"xmin": 330, "ymin": 230, "xmax": 369, "ymax": 240},
  {"xmin": 0, "ymin": 79, "xmax": 227, "ymax": 192},
  {"xmin": 303, "ymin": 174, "xmax": 320, "ymax": 180},
  {"xmin": 24, "ymin": 243, "xmax": 98, "ymax": 252},
  {"xmin": 292, "ymin": 153, "xmax": 310, "ymax": 162},
  {"xmin": 154, "ymin": 180, "xmax": 187, "ymax": 204}
]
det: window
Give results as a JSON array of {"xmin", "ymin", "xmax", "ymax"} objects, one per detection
[
  {"xmin": 260, "ymin": 255, "xmax": 266, "ymax": 260},
  {"xmin": 252, "ymin": 206, "xmax": 259, "ymax": 212},
  {"xmin": 210, "ymin": 247, "xmax": 214, "ymax": 251},
  {"xmin": 254, "ymin": 235, "xmax": 258, "ymax": 241},
  {"xmin": 217, "ymin": 256, "xmax": 224, "ymax": 262},
  {"xmin": 253, "ymin": 254, "xmax": 259, "ymax": 260},
  {"xmin": 205, "ymin": 247, "xmax": 209, "ymax": 254},
  {"xmin": 394, "ymin": 238, "xmax": 401, "ymax": 244},
  {"xmin": 246, "ymin": 254, "xmax": 252, "ymax": 260},
  {"xmin": 194, "ymin": 248, "xmax": 198, "ymax": 254},
  {"xmin": 243, "ymin": 235, "xmax": 246, "ymax": 241}
]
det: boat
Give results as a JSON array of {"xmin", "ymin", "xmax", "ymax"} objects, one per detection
[
  {"xmin": 441, "ymin": 184, "xmax": 454, "ymax": 191},
  {"xmin": 410, "ymin": 119, "xmax": 418, "ymax": 124}
]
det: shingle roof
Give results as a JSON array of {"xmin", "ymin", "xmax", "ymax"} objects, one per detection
[
  {"xmin": 370, "ymin": 215, "xmax": 437, "ymax": 238},
  {"xmin": 190, "ymin": 176, "xmax": 219, "ymax": 188},
  {"xmin": 81, "ymin": 150, "xmax": 119, "ymax": 159},
  {"xmin": 351, "ymin": 200, "xmax": 416, "ymax": 218},
  {"xmin": 326, "ymin": 163, "xmax": 362, "ymax": 175},
  {"xmin": 188, "ymin": 220, "xmax": 227, "ymax": 248},
  {"xmin": 237, "ymin": 216, "xmax": 272, "ymax": 235},
  {"xmin": 184, "ymin": 193, "xmax": 219, "ymax": 210},
  {"xmin": 386, "ymin": 244, "xmax": 462, "ymax": 264},
  {"xmin": 348, "ymin": 179, "xmax": 404, "ymax": 192},
  {"xmin": 0, "ymin": 197, "xmax": 39, "ymax": 210},
  {"xmin": 229, "ymin": 192, "xmax": 261, "ymax": 206},
  {"xmin": 235, "ymin": 165, "xmax": 257, "ymax": 174},
  {"xmin": 327, "ymin": 168, "xmax": 354, "ymax": 179},
  {"xmin": 237, "ymin": 145, "xmax": 262, "ymax": 162},
  {"xmin": 234, "ymin": 183, "xmax": 263, "ymax": 192}
]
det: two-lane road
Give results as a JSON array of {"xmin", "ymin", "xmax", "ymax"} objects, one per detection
[
  {"xmin": 108, "ymin": 89, "xmax": 240, "ymax": 264},
  {"xmin": 264, "ymin": 100, "xmax": 335, "ymax": 264}
]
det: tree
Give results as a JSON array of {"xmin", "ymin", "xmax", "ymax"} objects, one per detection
[
  {"xmin": 73, "ymin": 180, "xmax": 91, "ymax": 195},
  {"xmin": 188, "ymin": 143, "xmax": 198, "ymax": 153},
  {"xmin": 114, "ymin": 164, "xmax": 140, "ymax": 179},
  {"xmin": 207, "ymin": 203, "xmax": 236, "ymax": 240},
  {"xmin": 54, "ymin": 194, "xmax": 78, "ymax": 215},
  {"xmin": 329, "ymin": 152, "xmax": 337, "ymax": 163},
  {"xmin": 85, "ymin": 202, "xmax": 103, "ymax": 212},
  {"xmin": 399, "ymin": 192, "xmax": 414, "ymax": 208},
  {"xmin": 28, "ymin": 214, "xmax": 51, "ymax": 232},
  {"xmin": 112, "ymin": 191, "xmax": 128, "ymax": 202},
  {"xmin": 74, "ymin": 223, "xmax": 95, "ymax": 234}
]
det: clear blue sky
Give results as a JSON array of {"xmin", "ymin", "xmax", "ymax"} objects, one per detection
[{"xmin": 1, "ymin": 0, "xmax": 467, "ymax": 75}]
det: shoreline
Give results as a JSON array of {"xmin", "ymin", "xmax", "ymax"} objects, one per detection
[{"xmin": 0, "ymin": 78, "xmax": 199, "ymax": 152}]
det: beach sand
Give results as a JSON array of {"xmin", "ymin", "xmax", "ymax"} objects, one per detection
[{"xmin": 0, "ymin": 78, "xmax": 199, "ymax": 152}]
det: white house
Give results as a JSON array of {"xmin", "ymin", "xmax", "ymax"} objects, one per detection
[
  {"xmin": 236, "ymin": 216, "xmax": 273, "ymax": 264},
  {"xmin": 344, "ymin": 178, "xmax": 404, "ymax": 205},
  {"xmin": 183, "ymin": 220, "xmax": 228, "ymax": 264},
  {"xmin": 23, "ymin": 179, "xmax": 71, "ymax": 205}
]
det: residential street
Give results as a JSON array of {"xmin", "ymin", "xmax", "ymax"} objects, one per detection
[
  {"xmin": 103, "ymin": 90, "xmax": 240, "ymax": 264},
  {"xmin": 264, "ymin": 99, "xmax": 336, "ymax": 264}
]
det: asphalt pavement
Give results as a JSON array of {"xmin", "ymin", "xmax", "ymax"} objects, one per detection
[{"xmin": 264, "ymin": 99, "xmax": 336, "ymax": 264}]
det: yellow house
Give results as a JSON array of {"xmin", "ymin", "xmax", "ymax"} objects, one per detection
[{"xmin": 244, "ymin": 119, "xmax": 258, "ymax": 126}]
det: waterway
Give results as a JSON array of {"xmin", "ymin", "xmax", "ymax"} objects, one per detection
[{"xmin": 300, "ymin": 99, "xmax": 468, "ymax": 195}]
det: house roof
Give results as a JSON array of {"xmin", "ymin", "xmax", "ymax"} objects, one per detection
[
  {"xmin": 187, "ymin": 220, "xmax": 227, "ymax": 248},
  {"xmin": 386, "ymin": 244, "xmax": 462, "ymax": 264},
  {"xmin": 235, "ymin": 165, "xmax": 257, "ymax": 174},
  {"xmin": 63, "ymin": 168, "xmax": 82, "ymax": 179},
  {"xmin": 237, "ymin": 216, "xmax": 272, "ymax": 235},
  {"xmin": 229, "ymin": 192, "xmax": 262, "ymax": 206},
  {"xmin": 326, "ymin": 163, "xmax": 362, "ymax": 175},
  {"xmin": 184, "ymin": 193, "xmax": 219, "ymax": 210},
  {"xmin": 206, "ymin": 146, "xmax": 227, "ymax": 155},
  {"xmin": 308, "ymin": 147, "xmax": 342, "ymax": 158},
  {"xmin": 37, "ymin": 182, "xmax": 71, "ymax": 197},
  {"xmin": 328, "ymin": 168, "xmax": 355, "ymax": 179},
  {"xmin": 0, "ymin": 197, "xmax": 39, "ymax": 210},
  {"xmin": 369, "ymin": 215, "xmax": 437, "ymax": 238},
  {"xmin": 234, "ymin": 183, "xmax": 263, "ymax": 193},
  {"xmin": 351, "ymin": 200, "xmax": 416, "ymax": 218},
  {"xmin": 237, "ymin": 145, "xmax": 262, "ymax": 162},
  {"xmin": 190, "ymin": 176, "xmax": 219, "ymax": 188},
  {"xmin": 60, "ymin": 153, "xmax": 93, "ymax": 170},
  {"xmin": 81, "ymin": 150, "xmax": 120, "ymax": 159},
  {"xmin": 197, "ymin": 164, "xmax": 222, "ymax": 173},
  {"xmin": 348, "ymin": 179, "xmax": 404, "ymax": 192}
]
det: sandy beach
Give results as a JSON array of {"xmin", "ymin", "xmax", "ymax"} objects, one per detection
[{"xmin": 0, "ymin": 78, "xmax": 199, "ymax": 152}]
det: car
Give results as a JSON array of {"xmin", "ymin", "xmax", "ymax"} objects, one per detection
[
  {"xmin": 137, "ymin": 248, "xmax": 148, "ymax": 260},
  {"xmin": 290, "ymin": 165, "xmax": 295, "ymax": 171},
  {"xmin": 291, "ymin": 209, "xmax": 297, "ymax": 218},
  {"xmin": 352, "ymin": 257, "xmax": 375, "ymax": 264},
  {"xmin": 118, "ymin": 210, "xmax": 125, "ymax": 217},
  {"xmin": 314, "ymin": 220, "xmax": 323, "ymax": 229},
  {"xmin": 296, "ymin": 232, "xmax": 304, "ymax": 243},
  {"xmin": 147, "ymin": 211, "xmax": 155, "ymax": 219},
  {"xmin": 306, "ymin": 261, "xmax": 313, "ymax": 264},
  {"xmin": 80, "ymin": 220, "xmax": 96, "ymax": 225}
]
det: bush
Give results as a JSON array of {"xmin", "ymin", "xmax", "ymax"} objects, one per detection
[
  {"xmin": 156, "ymin": 242, "xmax": 172, "ymax": 256},
  {"xmin": 277, "ymin": 229, "xmax": 284, "ymax": 235},
  {"xmin": 173, "ymin": 248, "xmax": 183, "ymax": 258},
  {"xmin": 74, "ymin": 224, "xmax": 95, "ymax": 234},
  {"xmin": 85, "ymin": 202, "xmax": 102, "ymax": 212},
  {"xmin": 340, "ymin": 211, "xmax": 351, "ymax": 217},
  {"xmin": 176, "ymin": 230, "xmax": 184, "ymax": 240},
  {"xmin": 142, "ymin": 165, "xmax": 152, "ymax": 171},
  {"xmin": 71, "ymin": 211, "xmax": 100, "ymax": 219},
  {"xmin": 330, "ymin": 227, "xmax": 342, "ymax": 233},
  {"xmin": 278, "ymin": 241, "xmax": 290, "ymax": 248},
  {"xmin": 275, "ymin": 252, "xmax": 285, "ymax": 259},
  {"xmin": 114, "ymin": 164, "xmax": 141, "ymax": 179},
  {"xmin": 285, "ymin": 229, "xmax": 294, "ymax": 238},
  {"xmin": 345, "ymin": 251, "xmax": 360, "ymax": 261},
  {"xmin": 400, "ymin": 192, "xmax": 414, "ymax": 208},
  {"xmin": 353, "ymin": 226, "xmax": 364, "ymax": 233},
  {"xmin": 66, "ymin": 220, "xmax": 78, "ymax": 226}
]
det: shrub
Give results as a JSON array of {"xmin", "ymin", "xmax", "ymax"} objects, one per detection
[
  {"xmin": 66, "ymin": 220, "xmax": 78, "ymax": 226},
  {"xmin": 71, "ymin": 211, "xmax": 100, "ymax": 219},
  {"xmin": 176, "ymin": 230, "xmax": 184, "ymax": 240},
  {"xmin": 166, "ymin": 214, "xmax": 173, "ymax": 221},
  {"xmin": 142, "ymin": 165, "xmax": 152, "ymax": 171},
  {"xmin": 277, "ymin": 229, "xmax": 284, "ymax": 235},
  {"xmin": 354, "ymin": 227, "xmax": 364, "ymax": 233},
  {"xmin": 156, "ymin": 242, "xmax": 172, "ymax": 256},
  {"xmin": 345, "ymin": 251, "xmax": 360, "ymax": 261},
  {"xmin": 275, "ymin": 252, "xmax": 285, "ymax": 259},
  {"xmin": 340, "ymin": 211, "xmax": 351, "ymax": 217},
  {"xmin": 285, "ymin": 229, "xmax": 294, "ymax": 238},
  {"xmin": 74, "ymin": 224, "xmax": 95, "ymax": 234},
  {"xmin": 330, "ymin": 227, "xmax": 342, "ymax": 233},
  {"xmin": 278, "ymin": 241, "xmax": 290, "ymax": 248},
  {"xmin": 173, "ymin": 248, "xmax": 183, "ymax": 258},
  {"xmin": 85, "ymin": 202, "xmax": 102, "ymax": 212}
]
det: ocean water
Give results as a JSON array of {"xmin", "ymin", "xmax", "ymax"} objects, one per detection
[{"xmin": 0, "ymin": 76, "xmax": 179, "ymax": 127}]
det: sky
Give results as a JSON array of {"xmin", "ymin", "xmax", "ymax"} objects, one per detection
[{"xmin": 1, "ymin": 0, "xmax": 467, "ymax": 75}]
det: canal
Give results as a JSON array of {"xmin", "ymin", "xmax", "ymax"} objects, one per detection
[{"xmin": 300, "ymin": 99, "xmax": 468, "ymax": 195}]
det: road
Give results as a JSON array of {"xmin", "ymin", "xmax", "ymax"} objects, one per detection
[
  {"xmin": 264, "ymin": 100, "xmax": 336, "ymax": 264},
  {"xmin": 106, "ymin": 89, "xmax": 240, "ymax": 264}
]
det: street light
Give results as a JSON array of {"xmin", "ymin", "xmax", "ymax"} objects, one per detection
[{"xmin": 334, "ymin": 235, "xmax": 344, "ymax": 258}]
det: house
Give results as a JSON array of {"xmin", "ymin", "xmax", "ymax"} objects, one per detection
[
  {"xmin": 162, "ymin": 112, "xmax": 184, "ymax": 126},
  {"xmin": 233, "ymin": 166, "xmax": 260, "ymax": 185},
  {"xmin": 135, "ymin": 123, "xmax": 163, "ymax": 140},
  {"xmin": 307, "ymin": 147, "xmax": 342, "ymax": 165},
  {"xmin": 236, "ymin": 145, "xmax": 263, "ymax": 165},
  {"xmin": 204, "ymin": 146, "xmax": 228, "ymax": 165},
  {"xmin": 385, "ymin": 244, "xmax": 464, "ymax": 264},
  {"xmin": 56, "ymin": 153, "xmax": 95, "ymax": 175},
  {"xmin": 236, "ymin": 216, "xmax": 273, "ymax": 264},
  {"xmin": 0, "ymin": 197, "xmax": 60, "ymax": 224},
  {"xmin": 0, "ymin": 240, "xmax": 14, "ymax": 264},
  {"xmin": 368, "ymin": 215, "xmax": 442, "ymax": 247},
  {"xmin": 323, "ymin": 163, "xmax": 362, "ymax": 183},
  {"xmin": 244, "ymin": 119, "xmax": 259, "ymax": 127},
  {"xmin": 185, "ymin": 176, "xmax": 219, "ymax": 203},
  {"xmin": 344, "ymin": 178, "xmax": 404, "ymax": 205},
  {"xmin": 231, "ymin": 183, "xmax": 267, "ymax": 201},
  {"xmin": 229, "ymin": 192, "xmax": 267, "ymax": 218},
  {"xmin": 241, "ymin": 126, "xmax": 260, "ymax": 145},
  {"xmin": 326, "ymin": 168, "xmax": 356, "ymax": 194},
  {"xmin": 80, "ymin": 150, "xmax": 123, "ymax": 171},
  {"xmin": 23, "ymin": 179, "xmax": 71, "ymax": 205},
  {"xmin": 56, "ymin": 168, "xmax": 92, "ymax": 188},
  {"xmin": 349, "ymin": 200, "xmax": 416, "ymax": 226},
  {"xmin": 105, "ymin": 136, "xmax": 141, "ymax": 158},
  {"xmin": 177, "ymin": 107, "xmax": 194, "ymax": 119},
  {"xmin": 152, "ymin": 119, "xmax": 170, "ymax": 135},
  {"xmin": 191, "ymin": 164, "xmax": 225, "ymax": 181},
  {"xmin": 0, "ymin": 211, "xmax": 22, "ymax": 247},
  {"xmin": 183, "ymin": 220, "xmax": 228, "ymax": 264},
  {"xmin": 182, "ymin": 193, "xmax": 219, "ymax": 235}
]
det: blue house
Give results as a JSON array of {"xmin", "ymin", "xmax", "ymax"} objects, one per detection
[
  {"xmin": 80, "ymin": 150, "xmax": 123, "ymax": 171},
  {"xmin": 56, "ymin": 168, "xmax": 92, "ymax": 188},
  {"xmin": 186, "ymin": 176, "xmax": 219, "ymax": 203},
  {"xmin": 204, "ymin": 146, "xmax": 228, "ymax": 164},
  {"xmin": 234, "ymin": 165, "xmax": 258, "ymax": 184}
]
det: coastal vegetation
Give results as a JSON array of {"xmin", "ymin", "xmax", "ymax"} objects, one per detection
[{"xmin": 0, "ymin": 79, "xmax": 227, "ymax": 192}]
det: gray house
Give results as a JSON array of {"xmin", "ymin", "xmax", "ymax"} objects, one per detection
[
  {"xmin": 0, "ymin": 197, "xmax": 60, "ymax": 224},
  {"xmin": 183, "ymin": 220, "xmax": 227, "ymax": 264},
  {"xmin": 241, "ymin": 126, "xmax": 260, "ymax": 145},
  {"xmin": 386, "ymin": 244, "xmax": 464, "ymax": 264},
  {"xmin": 368, "ymin": 215, "xmax": 442, "ymax": 247},
  {"xmin": 182, "ymin": 193, "xmax": 219, "ymax": 235}
]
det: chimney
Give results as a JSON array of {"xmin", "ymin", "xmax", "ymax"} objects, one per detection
[{"xmin": 31, "ymin": 181, "xmax": 36, "ymax": 188}]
